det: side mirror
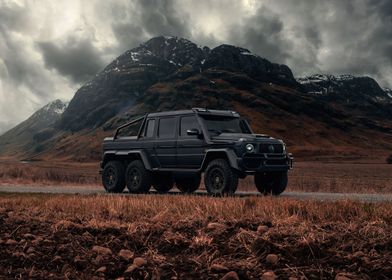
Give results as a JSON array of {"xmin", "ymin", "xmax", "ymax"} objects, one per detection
[{"xmin": 187, "ymin": 128, "xmax": 201, "ymax": 136}]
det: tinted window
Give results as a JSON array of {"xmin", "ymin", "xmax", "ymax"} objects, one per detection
[
  {"xmin": 200, "ymin": 115, "xmax": 250, "ymax": 136},
  {"xmin": 180, "ymin": 115, "xmax": 199, "ymax": 137},
  {"xmin": 158, "ymin": 117, "xmax": 176, "ymax": 139},
  {"xmin": 144, "ymin": 119, "xmax": 155, "ymax": 137}
]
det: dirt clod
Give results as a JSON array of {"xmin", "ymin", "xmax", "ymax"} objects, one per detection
[
  {"xmin": 26, "ymin": 247, "xmax": 34, "ymax": 254},
  {"xmin": 207, "ymin": 222, "xmax": 225, "ymax": 230},
  {"xmin": 125, "ymin": 264, "xmax": 137, "ymax": 274},
  {"xmin": 210, "ymin": 263, "xmax": 229, "ymax": 272},
  {"xmin": 266, "ymin": 254, "xmax": 279, "ymax": 264},
  {"xmin": 96, "ymin": 266, "xmax": 106, "ymax": 274},
  {"xmin": 133, "ymin": 257, "xmax": 147, "ymax": 267},
  {"xmin": 257, "ymin": 225, "xmax": 269, "ymax": 234},
  {"xmin": 92, "ymin": 245, "xmax": 112, "ymax": 255},
  {"xmin": 261, "ymin": 271, "xmax": 276, "ymax": 280},
  {"xmin": 220, "ymin": 271, "xmax": 240, "ymax": 280},
  {"xmin": 23, "ymin": 233, "xmax": 35, "ymax": 239},
  {"xmin": 5, "ymin": 239, "xmax": 17, "ymax": 245},
  {"xmin": 118, "ymin": 249, "xmax": 134, "ymax": 261}
]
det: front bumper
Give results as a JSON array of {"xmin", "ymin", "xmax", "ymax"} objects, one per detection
[{"xmin": 237, "ymin": 153, "xmax": 293, "ymax": 173}]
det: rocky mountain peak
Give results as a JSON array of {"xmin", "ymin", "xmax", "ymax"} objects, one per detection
[
  {"xmin": 297, "ymin": 74, "xmax": 391, "ymax": 102},
  {"xmin": 103, "ymin": 36, "xmax": 209, "ymax": 72},
  {"xmin": 203, "ymin": 44, "xmax": 296, "ymax": 85},
  {"xmin": 32, "ymin": 99, "xmax": 69, "ymax": 120}
]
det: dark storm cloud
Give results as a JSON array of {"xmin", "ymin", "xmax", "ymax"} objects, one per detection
[
  {"xmin": 0, "ymin": 0, "xmax": 391, "ymax": 135},
  {"xmin": 111, "ymin": 0, "xmax": 192, "ymax": 53},
  {"xmin": 234, "ymin": 0, "xmax": 392, "ymax": 85},
  {"xmin": 38, "ymin": 37, "xmax": 105, "ymax": 83},
  {"xmin": 226, "ymin": 6, "xmax": 291, "ymax": 64}
]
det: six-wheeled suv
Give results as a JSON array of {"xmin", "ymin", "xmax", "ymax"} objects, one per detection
[{"xmin": 100, "ymin": 108, "xmax": 293, "ymax": 195}]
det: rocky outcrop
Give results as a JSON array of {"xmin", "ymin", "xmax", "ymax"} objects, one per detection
[
  {"xmin": 297, "ymin": 74, "xmax": 391, "ymax": 102},
  {"xmin": 203, "ymin": 44, "xmax": 296, "ymax": 85}
]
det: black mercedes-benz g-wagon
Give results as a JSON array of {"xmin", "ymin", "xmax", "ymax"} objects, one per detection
[{"xmin": 101, "ymin": 108, "xmax": 293, "ymax": 195}]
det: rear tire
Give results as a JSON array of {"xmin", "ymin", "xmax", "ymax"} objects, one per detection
[
  {"xmin": 152, "ymin": 173, "xmax": 174, "ymax": 193},
  {"xmin": 254, "ymin": 171, "xmax": 288, "ymax": 195},
  {"xmin": 102, "ymin": 161, "xmax": 126, "ymax": 193},
  {"xmin": 126, "ymin": 160, "xmax": 151, "ymax": 193},
  {"xmin": 204, "ymin": 159, "xmax": 238, "ymax": 195},
  {"xmin": 175, "ymin": 173, "xmax": 201, "ymax": 193}
]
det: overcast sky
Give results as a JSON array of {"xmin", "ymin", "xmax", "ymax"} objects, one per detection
[{"xmin": 0, "ymin": 0, "xmax": 391, "ymax": 134}]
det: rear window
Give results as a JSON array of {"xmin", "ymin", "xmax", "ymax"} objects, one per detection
[
  {"xmin": 180, "ymin": 115, "xmax": 199, "ymax": 137},
  {"xmin": 158, "ymin": 117, "xmax": 176, "ymax": 139}
]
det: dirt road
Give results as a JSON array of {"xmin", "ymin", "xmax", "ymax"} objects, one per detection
[{"xmin": 0, "ymin": 184, "xmax": 391, "ymax": 202}]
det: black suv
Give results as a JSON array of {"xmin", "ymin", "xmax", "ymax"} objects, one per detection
[{"xmin": 101, "ymin": 108, "xmax": 293, "ymax": 195}]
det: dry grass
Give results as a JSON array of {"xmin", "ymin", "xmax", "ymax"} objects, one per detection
[
  {"xmin": 1, "ymin": 161, "xmax": 392, "ymax": 194},
  {"xmin": 0, "ymin": 161, "xmax": 99, "ymax": 185},
  {"xmin": 0, "ymin": 194, "xmax": 391, "ymax": 279},
  {"xmin": 1, "ymin": 194, "xmax": 391, "ymax": 224}
]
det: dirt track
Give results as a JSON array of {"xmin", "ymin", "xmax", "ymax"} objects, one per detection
[{"xmin": 1, "ymin": 184, "xmax": 391, "ymax": 202}]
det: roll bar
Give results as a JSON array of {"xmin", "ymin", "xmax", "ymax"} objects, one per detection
[{"xmin": 113, "ymin": 115, "xmax": 147, "ymax": 140}]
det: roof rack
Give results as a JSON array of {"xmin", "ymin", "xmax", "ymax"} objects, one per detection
[{"xmin": 192, "ymin": 108, "xmax": 210, "ymax": 112}]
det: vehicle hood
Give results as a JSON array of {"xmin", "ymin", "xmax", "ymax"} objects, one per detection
[{"xmin": 210, "ymin": 133, "xmax": 282, "ymax": 143}]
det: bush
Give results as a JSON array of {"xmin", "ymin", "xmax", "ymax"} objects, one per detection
[{"xmin": 387, "ymin": 155, "xmax": 392, "ymax": 164}]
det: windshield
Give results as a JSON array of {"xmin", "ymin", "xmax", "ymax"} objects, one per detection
[{"xmin": 200, "ymin": 115, "xmax": 251, "ymax": 136}]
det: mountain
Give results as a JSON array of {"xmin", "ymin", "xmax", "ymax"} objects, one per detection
[
  {"xmin": 297, "ymin": 74, "xmax": 391, "ymax": 101},
  {"xmin": 59, "ymin": 36, "xmax": 297, "ymax": 131},
  {"xmin": 0, "ymin": 99, "xmax": 68, "ymax": 156},
  {"xmin": 0, "ymin": 36, "xmax": 391, "ymax": 161}
]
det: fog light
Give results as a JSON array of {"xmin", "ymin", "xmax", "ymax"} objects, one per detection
[{"xmin": 245, "ymin": 143, "xmax": 255, "ymax": 153}]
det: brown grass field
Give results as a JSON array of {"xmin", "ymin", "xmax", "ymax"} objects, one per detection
[
  {"xmin": 1, "ymin": 160, "xmax": 392, "ymax": 279},
  {"xmin": 0, "ymin": 194, "xmax": 391, "ymax": 279},
  {"xmin": 1, "ymin": 160, "xmax": 391, "ymax": 193}
]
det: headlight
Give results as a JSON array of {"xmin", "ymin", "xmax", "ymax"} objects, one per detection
[
  {"xmin": 283, "ymin": 144, "xmax": 286, "ymax": 152},
  {"xmin": 245, "ymin": 143, "xmax": 255, "ymax": 153}
]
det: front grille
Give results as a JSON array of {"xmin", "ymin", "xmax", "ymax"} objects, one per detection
[{"xmin": 259, "ymin": 143, "xmax": 283, "ymax": 154}]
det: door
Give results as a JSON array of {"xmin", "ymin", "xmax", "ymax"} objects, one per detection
[
  {"xmin": 176, "ymin": 115, "xmax": 206, "ymax": 169},
  {"xmin": 140, "ymin": 118, "xmax": 159, "ymax": 168},
  {"xmin": 155, "ymin": 116, "xmax": 177, "ymax": 168}
]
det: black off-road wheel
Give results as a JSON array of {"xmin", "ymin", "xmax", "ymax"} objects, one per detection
[
  {"xmin": 152, "ymin": 173, "xmax": 174, "ymax": 193},
  {"xmin": 204, "ymin": 159, "xmax": 238, "ymax": 195},
  {"xmin": 254, "ymin": 171, "xmax": 288, "ymax": 195},
  {"xmin": 175, "ymin": 173, "xmax": 201, "ymax": 193},
  {"xmin": 126, "ymin": 160, "xmax": 151, "ymax": 193},
  {"xmin": 102, "ymin": 161, "xmax": 126, "ymax": 193}
]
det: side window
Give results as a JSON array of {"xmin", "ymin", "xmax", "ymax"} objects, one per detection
[
  {"xmin": 180, "ymin": 115, "xmax": 199, "ymax": 138},
  {"xmin": 158, "ymin": 117, "xmax": 176, "ymax": 139},
  {"xmin": 144, "ymin": 119, "xmax": 155, "ymax": 138}
]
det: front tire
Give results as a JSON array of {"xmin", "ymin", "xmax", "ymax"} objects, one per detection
[
  {"xmin": 254, "ymin": 171, "xmax": 288, "ymax": 195},
  {"xmin": 204, "ymin": 159, "xmax": 238, "ymax": 195},
  {"xmin": 102, "ymin": 161, "xmax": 126, "ymax": 193},
  {"xmin": 126, "ymin": 160, "xmax": 151, "ymax": 193},
  {"xmin": 175, "ymin": 173, "xmax": 201, "ymax": 193}
]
